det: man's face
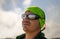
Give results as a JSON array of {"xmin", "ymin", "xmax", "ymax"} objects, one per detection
[{"xmin": 22, "ymin": 11, "xmax": 40, "ymax": 32}]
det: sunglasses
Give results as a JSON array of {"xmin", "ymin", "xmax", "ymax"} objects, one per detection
[{"xmin": 21, "ymin": 14, "xmax": 40, "ymax": 20}]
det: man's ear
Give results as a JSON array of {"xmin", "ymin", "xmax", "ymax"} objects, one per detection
[
  {"xmin": 41, "ymin": 23, "xmax": 46, "ymax": 31},
  {"xmin": 43, "ymin": 23, "xmax": 46, "ymax": 29}
]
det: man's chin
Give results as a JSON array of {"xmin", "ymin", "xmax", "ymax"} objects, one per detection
[
  {"xmin": 22, "ymin": 25, "xmax": 30, "ymax": 31},
  {"xmin": 23, "ymin": 28, "xmax": 29, "ymax": 32}
]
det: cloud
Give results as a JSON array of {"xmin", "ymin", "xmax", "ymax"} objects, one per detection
[
  {"xmin": 44, "ymin": 4, "xmax": 60, "ymax": 38},
  {"xmin": 0, "ymin": 0, "xmax": 5, "ymax": 8},
  {"xmin": 0, "ymin": 8, "xmax": 24, "ymax": 38},
  {"xmin": 0, "ymin": 0, "xmax": 24, "ymax": 38},
  {"xmin": 0, "ymin": 0, "xmax": 18, "ymax": 11},
  {"xmin": 13, "ymin": 8, "xmax": 23, "ymax": 14},
  {"xmin": 23, "ymin": 0, "xmax": 31, "ymax": 6},
  {"xmin": 23, "ymin": 0, "xmax": 32, "ymax": 8}
]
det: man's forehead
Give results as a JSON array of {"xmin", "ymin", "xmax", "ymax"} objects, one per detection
[{"xmin": 25, "ymin": 11, "xmax": 32, "ymax": 14}]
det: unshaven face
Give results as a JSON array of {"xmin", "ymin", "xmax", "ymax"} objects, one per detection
[{"xmin": 22, "ymin": 11, "xmax": 40, "ymax": 32}]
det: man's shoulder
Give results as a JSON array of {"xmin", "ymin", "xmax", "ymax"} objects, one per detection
[
  {"xmin": 16, "ymin": 34, "xmax": 25, "ymax": 39},
  {"xmin": 34, "ymin": 32, "xmax": 47, "ymax": 39},
  {"xmin": 16, "ymin": 32, "xmax": 47, "ymax": 39}
]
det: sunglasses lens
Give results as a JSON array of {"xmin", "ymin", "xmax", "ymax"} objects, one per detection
[
  {"xmin": 28, "ymin": 14, "xmax": 36, "ymax": 20},
  {"xmin": 22, "ymin": 14, "xmax": 26, "ymax": 19}
]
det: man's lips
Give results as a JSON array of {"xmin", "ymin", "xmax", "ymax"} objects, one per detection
[
  {"xmin": 23, "ymin": 24, "xmax": 29, "ymax": 25},
  {"xmin": 22, "ymin": 23, "xmax": 30, "ymax": 26}
]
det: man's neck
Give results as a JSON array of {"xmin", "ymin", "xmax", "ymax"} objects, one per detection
[{"xmin": 25, "ymin": 29, "xmax": 40, "ymax": 39}]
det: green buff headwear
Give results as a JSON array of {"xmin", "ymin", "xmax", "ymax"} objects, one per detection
[{"xmin": 25, "ymin": 6, "xmax": 45, "ymax": 30}]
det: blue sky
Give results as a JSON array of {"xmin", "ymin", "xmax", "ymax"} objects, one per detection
[{"xmin": 0, "ymin": 0, "xmax": 60, "ymax": 38}]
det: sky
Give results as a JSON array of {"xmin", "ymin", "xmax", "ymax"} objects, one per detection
[{"xmin": 0, "ymin": 0, "xmax": 60, "ymax": 38}]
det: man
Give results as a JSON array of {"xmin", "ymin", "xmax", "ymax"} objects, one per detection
[{"xmin": 16, "ymin": 6, "xmax": 46, "ymax": 39}]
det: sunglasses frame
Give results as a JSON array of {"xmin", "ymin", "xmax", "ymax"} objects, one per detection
[{"xmin": 21, "ymin": 14, "xmax": 40, "ymax": 20}]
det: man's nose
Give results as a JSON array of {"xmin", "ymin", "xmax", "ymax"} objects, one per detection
[{"xmin": 22, "ymin": 18, "xmax": 30, "ymax": 24}]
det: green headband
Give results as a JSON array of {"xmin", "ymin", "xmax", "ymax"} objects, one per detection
[{"xmin": 25, "ymin": 6, "xmax": 45, "ymax": 30}]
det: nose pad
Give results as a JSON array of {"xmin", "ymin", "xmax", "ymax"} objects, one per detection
[
  {"xmin": 23, "ymin": 16, "xmax": 29, "ymax": 20},
  {"xmin": 23, "ymin": 17, "xmax": 29, "ymax": 21}
]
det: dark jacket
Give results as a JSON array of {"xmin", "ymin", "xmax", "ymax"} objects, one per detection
[{"xmin": 16, "ymin": 32, "xmax": 47, "ymax": 39}]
